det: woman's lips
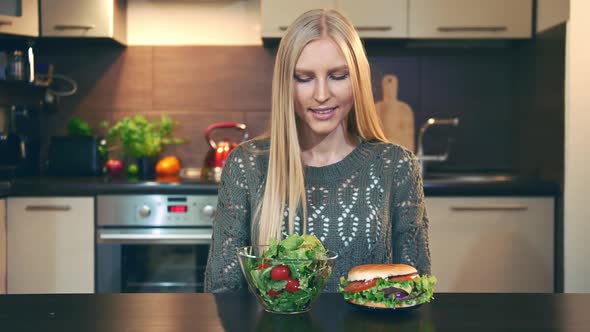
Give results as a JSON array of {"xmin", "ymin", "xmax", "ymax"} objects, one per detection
[{"xmin": 308, "ymin": 106, "xmax": 337, "ymax": 121}]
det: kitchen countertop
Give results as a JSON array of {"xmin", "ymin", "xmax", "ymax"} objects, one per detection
[
  {"xmin": 0, "ymin": 174, "xmax": 560, "ymax": 197},
  {"xmin": 0, "ymin": 293, "xmax": 586, "ymax": 331}
]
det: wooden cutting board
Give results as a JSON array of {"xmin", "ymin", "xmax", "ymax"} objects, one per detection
[{"xmin": 375, "ymin": 74, "xmax": 415, "ymax": 152}]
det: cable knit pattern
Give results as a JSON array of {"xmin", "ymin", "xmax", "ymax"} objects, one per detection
[{"xmin": 204, "ymin": 138, "xmax": 431, "ymax": 293}]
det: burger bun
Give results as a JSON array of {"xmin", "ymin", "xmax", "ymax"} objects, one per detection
[{"xmin": 347, "ymin": 264, "xmax": 418, "ymax": 282}]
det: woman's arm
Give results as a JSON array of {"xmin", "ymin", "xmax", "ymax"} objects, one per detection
[
  {"xmin": 204, "ymin": 147, "xmax": 251, "ymax": 292},
  {"xmin": 391, "ymin": 148, "xmax": 432, "ymax": 275}
]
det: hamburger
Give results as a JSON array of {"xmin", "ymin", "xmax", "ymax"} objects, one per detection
[{"xmin": 338, "ymin": 264, "xmax": 437, "ymax": 309}]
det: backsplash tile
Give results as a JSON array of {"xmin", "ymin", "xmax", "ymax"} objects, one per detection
[{"xmin": 31, "ymin": 34, "xmax": 563, "ymax": 180}]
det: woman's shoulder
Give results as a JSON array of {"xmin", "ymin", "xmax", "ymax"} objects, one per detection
[
  {"xmin": 364, "ymin": 139, "xmax": 417, "ymax": 162},
  {"xmin": 226, "ymin": 137, "xmax": 270, "ymax": 170}
]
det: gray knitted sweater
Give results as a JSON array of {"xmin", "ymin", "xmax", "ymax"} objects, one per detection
[{"xmin": 204, "ymin": 138, "xmax": 431, "ymax": 293}]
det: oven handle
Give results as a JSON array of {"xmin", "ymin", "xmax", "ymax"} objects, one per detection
[{"xmin": 97, "ymin": 231, "xmax": 212, "ymax": 245}]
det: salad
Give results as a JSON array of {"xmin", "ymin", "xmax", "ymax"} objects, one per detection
[{"xmin": 243, "ymin": 234, "xmax": 335, "ymax": 313}]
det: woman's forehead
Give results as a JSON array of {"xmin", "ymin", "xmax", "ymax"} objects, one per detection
[{"xmin": 295, "ymin": 37, "xmax": 348, "ymax": 71}]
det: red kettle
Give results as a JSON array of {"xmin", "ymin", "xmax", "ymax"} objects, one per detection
[{"xmin": 203, "ymin": 122, "xmax": 249, "ymax": 168}]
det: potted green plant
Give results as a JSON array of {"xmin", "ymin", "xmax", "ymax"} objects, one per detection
[{"xmin": 102, "ymin": 115, "xmax": 185, "ymax": 178}]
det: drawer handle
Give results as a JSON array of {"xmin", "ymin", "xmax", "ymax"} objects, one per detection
[
  {"xmin": 0, "ymin": 20, "xmax": 13, "ymax": 26},
  {"xmin": 279, "ymin": 26, "xmax": 288, "ymax": 31},
  {"xmin": 437, "ymin": 26, "xmax": 508, "ymax": 33},
  {"xmin": 354, "ymin": 26, "xmax": 393, "ymax": 31},
  {"xmin": 25, "ymin": 205, "xmax": 71, "ymax": 212},
  {"xmin": 451, "ymin": 205, "xmax": 528, "ymax": 212},
  {"xmin": 54, "ymin": 24, "xmax": 95, "ymax": 31}
]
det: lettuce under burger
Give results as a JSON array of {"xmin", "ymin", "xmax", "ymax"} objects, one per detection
[{"xmin": 338, "ymin": 264, "xmax": 437, "ymax": 309}]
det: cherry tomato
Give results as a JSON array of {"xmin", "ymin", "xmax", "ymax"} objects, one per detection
[
  {"xmin": 270, "ymin": 265, "xmax": 290, "ymax": 281},
  {"xmin": 267, "ymin": 289, "xmax": 282, "ymax": 297},
  {"xmin": 388, "ymin": 273, "xmax": 418, "ymax": 282},
  {"xmin": 343, "ymin": 279, "xmax": 378, "ymax": 293},
  {"xmin": 257, "ymin": 262, "xmax": 269, "ymax": 270},
  {"xmin": 285, "ymin": 278, "xmax": 300, "ymax": 293}
]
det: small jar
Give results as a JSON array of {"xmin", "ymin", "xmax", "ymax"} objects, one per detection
[{"xmin": 6, "ymin": 50, "xmax": 25, "ymax": 81}]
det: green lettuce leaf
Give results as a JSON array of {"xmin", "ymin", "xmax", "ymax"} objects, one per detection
[{"xmin": 338, "ymin": 275, "xmax": 438, "ymax": 308}]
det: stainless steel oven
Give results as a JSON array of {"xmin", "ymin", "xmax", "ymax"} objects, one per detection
[{"xmin": 96, "ymin": 195, "xmax": 216, "ymax": 293}]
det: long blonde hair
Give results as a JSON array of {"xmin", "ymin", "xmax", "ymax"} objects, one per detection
[{"xmin": 253, "ymin": 9, "xmax": 388, "ymax": 246}]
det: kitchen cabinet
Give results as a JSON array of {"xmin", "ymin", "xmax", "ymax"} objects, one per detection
[
  {"xmin": 0, "ymin": 199, "xmax": 5, "ymax": 294},
  {"xmin": 40, "ymin": 0, "xmax": 126, "ymax": 44},
  {"xmin": 537, "ymin": 0, "xmax": 569, "ymax": 33},
  {"xmin": 426, "ymin": 196, "xmax": 554, "ymax": 292},
  {"xmin": 6, "ymin": 197, "xmax": 94, "ymax": 294},
  {"xmin": 0, "ymin": 0, "xmax": 39, "ymax": 37},
  {"xmin": 336, "ymin": 0, "xmax": 407, "ymax": 38},
  {"xmin": 261, "ymin": 0, "xmax": 406, "ymax": 38},
  {"xmin": 262, "ymin": 0, "xmax": 533, "ymax": 39},
  {"xmin": 261, "ymin": 0, "xmax": 335, "ymax": 38},
  {"xmin": 409, "ymin": 0, "xmax": 533, "ymax": 39}
]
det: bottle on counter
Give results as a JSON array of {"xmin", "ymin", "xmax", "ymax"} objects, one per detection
[{"xmin": 5, "ymin": 50, "xmax": 25, "ymax": 81}]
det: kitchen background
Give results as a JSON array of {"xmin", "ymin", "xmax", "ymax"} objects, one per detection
[
  {"xmin": 2, "ymin": 0, "xmax": 582, "ymax": 296},
  {"xmin": 0, "ymin": 0, "xmax": 565, "ymax": 185}
]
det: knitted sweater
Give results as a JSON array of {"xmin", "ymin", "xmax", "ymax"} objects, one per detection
[{"xmin": 204, "ymin": 138, "xmax": 431, "ymax": 293}]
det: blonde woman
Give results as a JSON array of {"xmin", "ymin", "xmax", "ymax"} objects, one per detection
[{"xmin": 205, "ymin": 9, "xmax": 430, "ymax": 292}]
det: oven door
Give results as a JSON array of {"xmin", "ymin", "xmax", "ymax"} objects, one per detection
[{"xmin": 96, "ymin": 228, "xmax": 211, "ymax": 293}]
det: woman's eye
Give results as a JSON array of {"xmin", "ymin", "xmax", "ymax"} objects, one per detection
[
  {"xmin": 294, "ymin": 75, "xmax": 312, "ymax": 83},
  {"xmin": 330, "ymin": 73, "xmax": 349, "ymax": 81}
]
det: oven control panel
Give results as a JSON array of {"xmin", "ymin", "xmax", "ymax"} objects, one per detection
[{"xmin": 97, "ymin": 195, "xmax": 218, "ymax": 227}]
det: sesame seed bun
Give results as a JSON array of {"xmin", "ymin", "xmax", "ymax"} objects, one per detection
[{"xmin": 347, "ymin": 264, "xmax": 418, "ymax": 281}]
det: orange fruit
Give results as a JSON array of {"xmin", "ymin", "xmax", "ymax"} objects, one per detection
[{"xmin": 155, "ymin": 156, "xmax": 181, "ymax": 176}]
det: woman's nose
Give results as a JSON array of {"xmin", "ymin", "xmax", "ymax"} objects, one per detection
[{"xmin": 313, "ymin": 80, "xmax": 330, "ymax": 104}]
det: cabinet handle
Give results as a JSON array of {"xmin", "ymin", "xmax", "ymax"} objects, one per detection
[
  {"xmin": 25, "ymin": 205, "xmax": 71, "ymax": 212},
  {"xmin": 54, "ymin": 24, "xmax": 95, "ymax": 31},
  {"xmin": 437, "ymin": 26, "xmax": 507, "ymax": 33},
  {"xmin": 279, "ymin": 25, "xmax": 393, "ymax": 32},
  {"xmin": 451, "ymin": 205, "xmax": 528, "ymax": 212},
  {"xmin": 0, "ymin": 20, "xmax": 13, "ymax": 26},
  {"xmin": 354, "ymin": 26, "xmax": 393, "ymax": 31}
]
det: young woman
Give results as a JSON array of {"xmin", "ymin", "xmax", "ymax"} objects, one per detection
[{"xmin": 205, "ymin": 9, "xmax": 430, "ymax": 292}]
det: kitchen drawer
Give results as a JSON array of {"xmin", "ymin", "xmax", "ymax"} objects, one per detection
[{"xmin": 426, "ymin": 196, "xmax": 554, "ymax": 292}]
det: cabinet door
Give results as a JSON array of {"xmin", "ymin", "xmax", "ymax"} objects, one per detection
[
  {"xmin": 7, "ymin": 197, "xmax": 94, "ymax": 294},
  {"xmin": 0, "ymin": 0, "xmax": 38, "ymax": 37},
  {"xmin": 261, "ymin": 0, "xmax": 335, "ymax": 38},
  {"xmin": 40, "ymin": 0, "xmax": 113, "ymax": 38},
  {"xmin": 0, "ymin": 199, "xmax": 5, "ymax": 294},
  {"xmin": 536, "ymin": 0, "xmax": 569, "ymax": 33},
  {"xmin": 409, "ymin": 0, "xmax": 533, "ymax": 38},
  {"xmin": 337, "ymin": 0, "xmax": 407, "ymax": 38},
  {"xmin": 426, "ymin": 197, "xmax": 554, "ymax": 292}
]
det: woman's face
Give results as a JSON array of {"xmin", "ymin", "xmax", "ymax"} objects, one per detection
[{"xmin": 293, "ymin": 37, "xmax": 354, "ymax": 140}]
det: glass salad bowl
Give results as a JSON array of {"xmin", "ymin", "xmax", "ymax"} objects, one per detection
[{"xmin": 237, "ymin": 245, "xmax": 338, "ymax": 314}]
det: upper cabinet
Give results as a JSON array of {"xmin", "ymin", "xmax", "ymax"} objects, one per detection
[
  {"xmin": 337, "ymin": 0, "xmax": 407, "ymax": 38},
  {"xmin": 262, "ymin": 0, "xmax": 533, "ymax": 39},
  {"xmin": 261, "ymin": 0, "xmax": 406, "ymax": 38},
  {"xmin": 261, "ymin": 0, "xmax": 335, "ymax": 38},
  {"xmin": 0, "ymin": 0, "xmax": 39, "ymax": 37},
  {"xmin": 40, "ymin": 0, "xmax": 127, "ymax": 44},
  {"xmin": 536, "ymin": 0, "xmax": 569, "ymax": 33},
  {"xmin": 408, "ymin": 0, "xmax": 533, "ymax": 39}
]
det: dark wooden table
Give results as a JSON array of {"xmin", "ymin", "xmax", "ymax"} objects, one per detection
[{"xmin": 0, "ymin": 293, "xmax": 588, "ymax": 331}]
